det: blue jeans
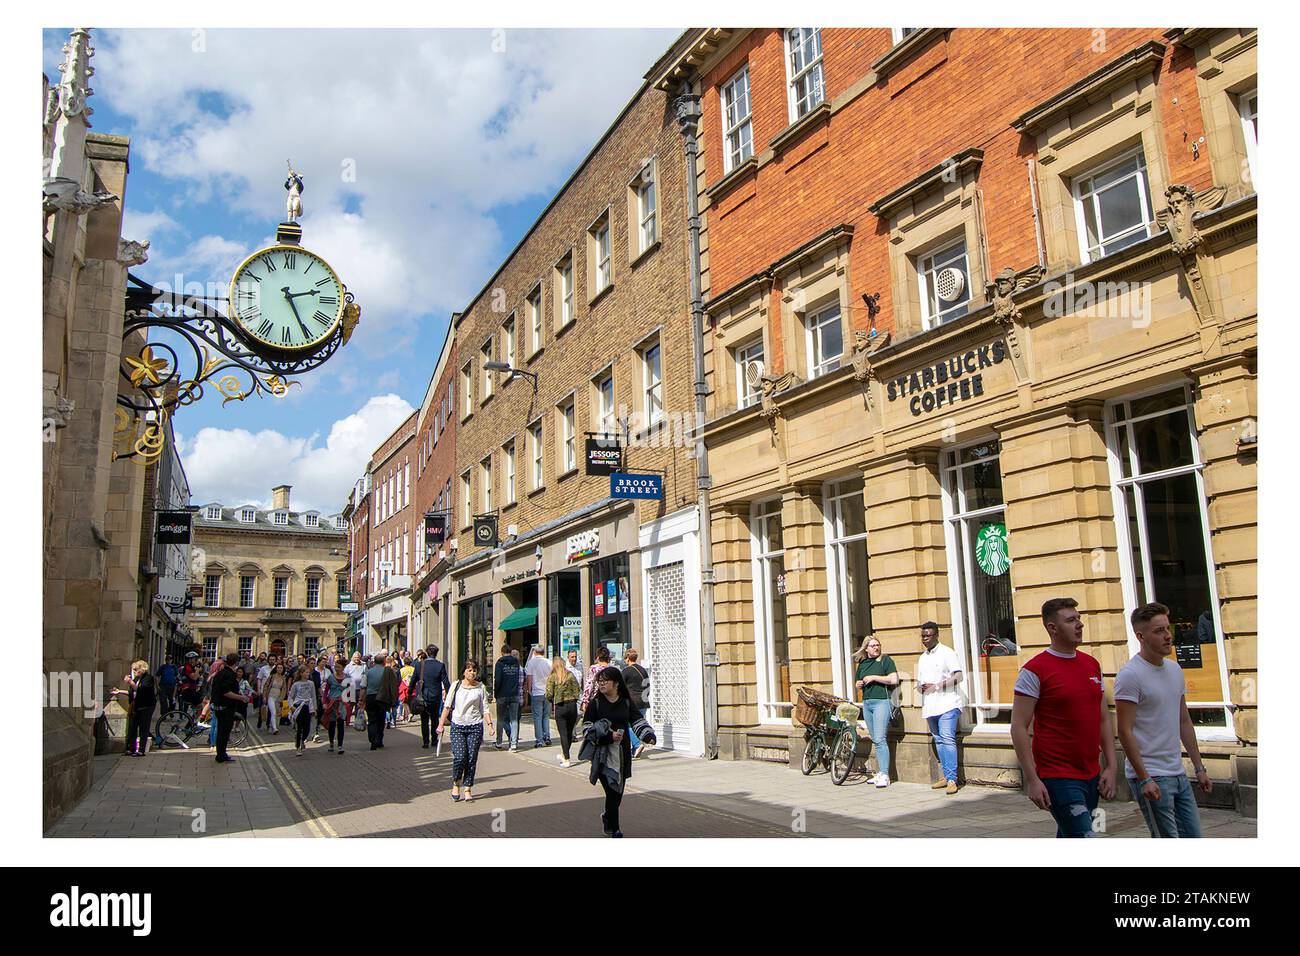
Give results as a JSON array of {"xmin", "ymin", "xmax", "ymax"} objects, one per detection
[
  {"xmin": 1129, "ymin": 774, "xmax": 1203, "ymax": 838},
  {"xmin": 1042, "ymin": 775, "xmax": 1100, "ymax": 838},
  {"xmin": 530, "ymin": 695, "xmax": 551, "ymax": 743},
  {"xmin": 925, "ymin": 707, "xmax": 960, "ymax": 782},
  {"xmin": 496, "ymin": 699, "xmax": 520, "ymax": 746},
  {"xmin": 863, "ymin": 699, "xmax": 892, "ymax": 776}
]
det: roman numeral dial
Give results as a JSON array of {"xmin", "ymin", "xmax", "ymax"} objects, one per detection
[{"xmin": 229, "ymin": 244, "xmax": 345, "ymax": 353}]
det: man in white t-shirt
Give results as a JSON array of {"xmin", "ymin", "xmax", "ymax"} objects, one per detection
[
  {"xmin": 524, "ymin": 646, "xmax": 553, "ymax": 748},
  {"xmin": 1114, "ymin": 601, "xmax": 1212, "ymax": 838},
  {"xmin": 915, "ymin": 621, "xmax": 965, "ymax": 794},
  {"xmin": 344, "ymin": 652, "xmax": 368, "ymax": 722}
]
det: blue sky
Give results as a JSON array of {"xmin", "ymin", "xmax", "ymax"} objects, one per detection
[{"xmin": 44, "ymin": 27, "xmax": 679, "ymax": 513}]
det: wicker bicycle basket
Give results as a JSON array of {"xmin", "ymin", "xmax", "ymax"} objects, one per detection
[{"xmin": 794, "ymin": 686, "xmax": 844, "ymax": 726}]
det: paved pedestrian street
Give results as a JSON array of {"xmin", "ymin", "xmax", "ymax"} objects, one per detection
[{"xmin": 47, "ymin": 720, "xmax": 1257, "ymax": 839}]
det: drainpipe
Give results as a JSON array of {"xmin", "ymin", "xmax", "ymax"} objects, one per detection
[{"xmin": 675, "ymin": 84, "xmax": 720, "ymax": 760}]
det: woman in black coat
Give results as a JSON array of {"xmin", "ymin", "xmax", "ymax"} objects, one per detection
[{"xmin": 579, "ymin": 665, "xmax": 656, "ymax": 837}]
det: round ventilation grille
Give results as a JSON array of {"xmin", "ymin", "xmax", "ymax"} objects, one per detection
[{"xmin": 935, "ymin": 267, "xmax": 966, "ymax": 303}]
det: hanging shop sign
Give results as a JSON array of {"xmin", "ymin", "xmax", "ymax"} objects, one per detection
[
  {"xmin": 586, "ymin": 438, "xmax": 622, "ymax": 475},
  {"xmin": 155, "ymin": 510, "xmax": 193, "ymax": 544},
  {"xmin": 887, "ymin": 339, "xmax": 1007, "ymax": 417},
  {"xmin": 610, "ymin": 472, "xmax": 663, "ymax": 499},
  {"xmin": 473, "ymin": 515, "xmax": 498, "ymax": 548},
  {"xmin": 567, "ymin": 528, "xmax": 599, "ymax": 563},
  {"xmin": 339, "ymin": 602, "xmax": 359, "ymax": 612},
  {"xmin": 425, "ymin": 513, "xmax": 447, "ymax": 547},
  {"xmin": 975, "ymin": 523, "xmax": 1011, "ymax": 576}
]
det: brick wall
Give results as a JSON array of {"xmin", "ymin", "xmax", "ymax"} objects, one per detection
[{"xmin": 413, "ymin": 339, "xmax": 458, "ymax": 580}]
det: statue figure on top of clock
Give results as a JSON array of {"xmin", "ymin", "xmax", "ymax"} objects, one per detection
[{"xmin": 285, "ymin": 160, "xmax": 304, "ymax": 223}]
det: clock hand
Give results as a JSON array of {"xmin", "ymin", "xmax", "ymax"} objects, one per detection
[
  {"xmin": 285, "ymin": 289, "xmax": 321, "ymax": 300},
  {"xmin": 281, "ymin": 287, "xmax": 308, "ymax": 332}
]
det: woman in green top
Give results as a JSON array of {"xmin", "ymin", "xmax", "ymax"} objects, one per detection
[
  {"xmin": 854, "ymin": 636, "xmax": 900, "ymax": 788},
  {"xmin": 546, "ymin": 655, "xmax": 582, "ymax": 767}
]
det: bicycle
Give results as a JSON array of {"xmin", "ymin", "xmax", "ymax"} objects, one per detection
[
  {"xmin": 795, "ymin": 687, "xmax": 860, "ymax": 786},
  {"xmin": 154, "ymin": 707, "xmax": 247, "ymax": 750}
]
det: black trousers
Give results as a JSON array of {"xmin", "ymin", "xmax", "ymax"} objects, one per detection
[
  {"xmin": 600, "ymin": 777, "xmax": 623, "ymax": 833},
  {"xmin": 365, "ymin": 700, "xmax": 389, "ymax": 748},
  {"xmin": 554, "ymin": 701, "xmax": 578, "ymax": 759},
  {"xmin": 294, "ymin": 707, "xmax": 313, "ymax": 747},
  {"xmin": 126, "ymin": 704, "xmax": 154, "ymax": 754},
  {"xmin": 214, "ymin": 706, "xmax": 235, "ymax": 760},
  {"xmin": 327, "ymin": 714, "xmax": 345, "ymax": 747},
  {"xmin": 419, "ymin": 700, "xmax": 444, "ymax": 745}
]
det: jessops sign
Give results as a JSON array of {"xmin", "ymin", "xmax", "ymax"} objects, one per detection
[{"xmin": 886, "ymin": 339, "xmax": 1007, "ymax": 417}]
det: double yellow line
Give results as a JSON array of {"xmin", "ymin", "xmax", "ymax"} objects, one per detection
[{"xmin": 245, "ymin": 727, "xmax": 338, "ymax": 838}]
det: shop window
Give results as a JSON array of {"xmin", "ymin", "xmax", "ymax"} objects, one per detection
[
  {"xmin": 806, "ymin": 302, "xmax": 843, "ymax": 378},
  {"xmin": 722, "ymin": 65, "xmax": 753, "ymax": 173},
  {"xmin": 1106, "ymin": 386, "xmax": 1230, "ymax": 731},
  {"xmin": 1072, "ymin": 147, "xmax": 1156, "ymax": 263},
  {"xmin": 784, "ymin": 28, "xmax": 825, "ymax": 122},
  {"xmin": 823, "ymin": 475, "xmax": 872, "ymax": 699},
  {"xmin": 917, "ymin": 237, "xmax": 972, "ymax": 329},
  {"xmin": 459, "ymin": 595, "xmax": 495, "ymax": 697},
  {"xmin": 736, "ymin": 338, "xmax": 764, "ymax": 409},
  {"xmin": 751, "ymin": 498, "xmax": 791, "ymax": 722},
  {"xmin": 591, "ymin": 553, "xmax": 632, "ymax": 657},
  {"xmin": 941, "ymin": 439, "xmax": 1018, "ymax": 728}
]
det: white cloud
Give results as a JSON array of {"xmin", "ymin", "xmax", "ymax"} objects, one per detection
[
  {"xmin": 181, "ymin": 393, "xmax": 415, "ymax": 513},
  {"xmin": 84, "ymin": 28, "xmax": 679, "ymax": 355},
  {"xmin": 121, "ymin": 208, "xmax": 181, "ymax": 243}
]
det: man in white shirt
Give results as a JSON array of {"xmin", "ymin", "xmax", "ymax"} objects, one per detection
[
  {"xmin": 1114, "ymin": 601, "xmax": 1212, "ymax": 838},
  {"xmin": 344, "ymin": 652, "xmax": 367, "ymax": 723},
  {"xmin": 524, "ymin": 646, "xmax": 553, "ymax": 748},
  {"xmin": 915, "ymin": 621, "xmax": 965, "ymax": 794}
]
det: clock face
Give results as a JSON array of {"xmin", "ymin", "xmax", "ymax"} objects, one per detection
[{"xmin": 229, "ymin": 245, "xmax": 345, "ymax": 353}]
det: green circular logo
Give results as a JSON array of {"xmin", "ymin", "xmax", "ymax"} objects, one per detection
[{"xmin": 976, "ymin": 523, "xmax": 1011, "ymax": 576}]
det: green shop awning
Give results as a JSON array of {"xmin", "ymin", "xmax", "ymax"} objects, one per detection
[{"xmin": 498, "ymin": 606, "xmax": 538, "ymax": 631}]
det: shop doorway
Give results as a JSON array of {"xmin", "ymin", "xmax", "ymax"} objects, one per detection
[
  {"xmin": 549, "ymin": 570, "xmax": 583, "ymax": 664},
  {"xmin": 270, "ymin": 639, "xmax": 286, "ymax": 657},
  {"xmin": 458, "ymin": 595, "xmax": 495, "ymax": 696},
  {"xmin": 591, "ymin": 553, "xmax": 632, "ymax": 658}
]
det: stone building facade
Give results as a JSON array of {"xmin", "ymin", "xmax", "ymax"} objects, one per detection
[
  {"xmin": 443, "ymin": 73, "xmax": 706, "ymax": 752},
  {"xmin": 652, "ymin": 27, "xmax": 1257, "ymax": 812},
  {"xmin": 341, "ymin": 473, "xmax": 371, "ymax": 652},
  {"xmin": 191, "ymin": 485, "xmax": 349, "ymax": 659}
]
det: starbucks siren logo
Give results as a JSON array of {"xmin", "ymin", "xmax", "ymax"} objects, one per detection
[{"xmin": 975, "ymin": 523, "xmax": 1011, "ymax": 576}]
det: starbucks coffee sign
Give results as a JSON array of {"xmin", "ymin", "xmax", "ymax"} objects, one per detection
[
  {"xmin": 976, "ymin": 523, "xmax": 1010, "ymax": 576},
  {"xmin": 886, "ymin": 339, "xmax": 1007, "ymax": 416}
]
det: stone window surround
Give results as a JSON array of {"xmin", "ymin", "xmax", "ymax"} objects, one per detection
[
  {"xmin": 460, "ymin": 361, "xmax": 474, "ymax": 421},
  {"xmin": 633, "ymin": 329, "xmax": 665, "ymax": 429},
  {"xmin": 627, "ymin": 157, "xmax": 660, "ymax": 264},
  {"xmin": 524, "ymin": 280, "xmax": 545, "ymax": 360},
  {"xmin": 586, "ymin": 206, "xmax": 614, "ymax": 303},
  {"xmin": 1167, "ymin": 28, "xmax": 1258, "ymax": 202},
  {"xmin": 591, "ymin": 362, "xmax": 616, "ymax": 437},
  {"xmin": 1011, "ymin": 40, "xmax": 1173, "ymax": 276},
  {"xmin": 479, "ymin": 336, "xmax": 495, "ymax": 405},
  {"xmin": 708, "ymin": 278, "xmax": 771, "ymax": 417},
  {"xmin": 777, "ymin": 230, "xmax": 852, "ymax": 382},
  {"xmin": 555, "ymin": 391, "xmax": 578, "ymax": 478},
  {"xmin": 553, "ymin": 247, "xmax": 577, "ymax": 333},
  {"xmin": 527, "ymin": 418, "xmax": 545, "ymax": 494},
  {"xmin": 869, "ymin": 150, "xmax": 988, "ymax": 343},
  {"xmin": 502, "ymin": 436, "xmax": 518, "ymax": 508}
]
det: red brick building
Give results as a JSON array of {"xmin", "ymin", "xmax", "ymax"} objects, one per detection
[{"xmin": 362, "ymin": 410, "xmax": 418, "ymax": 651}]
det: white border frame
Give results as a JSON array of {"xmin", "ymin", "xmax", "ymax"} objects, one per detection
[
  {"xmin": 821, "ymin": 473, "xmax": 870, "ymax": 701},
  {"xmin": 750, "ymin": 497, "xmax": 792, "ymax": 725}
]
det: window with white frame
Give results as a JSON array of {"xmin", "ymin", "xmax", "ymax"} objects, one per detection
[
  {"xmin": 202, "ymin": 635, "xmax": 217, "ymax": 659},
  {"xmin": 642, "ymin": 341, "xmax": 664, "ymax": 424},
  {"xmin": 751, "ymin": 498, "xmax": 791, "ymax": 721},
  {"xmin": 592, "ymin": 218, "xmax": 611, "ymax": 294},
  {"xmin": 529, "ymin": 421, "xmax": 544, "ymax": 490},
  {"xmin": 736, "ymin": 338, "xmax": 764, "ymax": 409},
  {"xmin": 460, "ymin": 471, "xmax": 472, "ymax": 528},
  {"xmin": 1106, "ymin": 386, "xmax": 1230, "ymax": 731},
  {"xmin": 785, "ymin": 28, "xmax": 825, "ymax": 121},
  {"xmin": 274, "ymin": 576, "xmax": 288, "ymax": 609},
  {"xmin": 528, "ymin": 286, "xmax": 543, "ymax": 354},
  {"xmin": 824, "ymin": 475, "xmax": 872, "ymax": 699},
  {"xmin": 480, "ymin": 456, "xmax": 493, "ymax": 513},
  {"xmin": 596, "ymin": 371, "xmax": 615, "ymax": 435},
  {"xmin": 274, "ymin": 511, "xmax": 288, "ymax": 526},
  {"xmin": 941, "ymin": 439, "xmax": 1017, "ymax": 727},
  {"xmin": 306, "ymin": 577, "xmax": 320, "ymax": 609},
  {"xmin": 305, "ymin": 513, "xmax": 318, "ymax": 528},
  {"xmin": 560, "ymin": 256, "xmax": 574, "ymax": 325},
  {"xmin": 637, "ymin": 172, "xmax": 656, "ymax": 252},
  {"xmin": 722, "ymin": 65, "xmax": 753, "ymax": 173},
  {"xmin": 806, "ymin": 302, "xmax": 843, "ymax": 378},
  {"xmin": 1073, "ymin": 148, "xmax": 1156, "ymax": 262},
  {"xmin": 238, "ymin": 635, "xmax": 253, "ymax": 656},
  {"xmin": 240, "ymin": 574, "xmax": 256, "ymax": 608},
  {"xmin": 891, "ymin": 27, "xmax": 919, "ymax": 44},
  {"xmin": 461, "ymin": 362, "xmax": 473, "ymax": 418},
  {"xmin": 240, "ymin": 508, "xmax": 255, "ymax": 523},
  {"xmin": 560, "ymin": 398, "xmax": 576, "ymax": 474},
  {"xmin": 1239, "ymin": 87, "xmax": 1257, "ymax": 186},
  {"xmin": 481, "ymin": 341, "xmax": 494, "ymax": 401},
  {"xmin": 404, "ymin": 462, "xmax": 410, "ymax": 507},
  {"xmin": 503, "ymin": 440, "xmax": 516, "ymax": 506},
  {"xmin": 503, "ymin": 315, "xmax": 515, "ymax": 372},
  {"xmin": 305, "ymin": 634, "xmax": 319, "ymax": 656},
  {"xmin": 204, "ymin": 573, "xmax": 221, "ymax": 607},
  {"xmin": 918, "ymin": 237, "xmax": 972, "ymax": 328},
  {"xmin": 205, "ymin": 505, "xmax": 221, "ymax": 520}
]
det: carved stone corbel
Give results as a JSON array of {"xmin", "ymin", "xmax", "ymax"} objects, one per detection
[
  {"xmin": 849, "ymin": 328, "xmax": 891, "ymax": 410},
  {"xmin": 985, "ymin": 264, "xmax": 1043, "ymax": 363},
  {"xmin": 757, "ymin": 371, "xmax": 799, "ymax": 428},
  {"xmin": 117, "ymin": 238, "xmax": 151, "ymax": 266},
  {"xmin": 1156, "ymin": 184, "xmax": 1227, "ymax": 336}
]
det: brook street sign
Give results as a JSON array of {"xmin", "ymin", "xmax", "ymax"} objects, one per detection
[{"xmin": 610, "ymin": 472, "xmax": 663, "ymax": 500}]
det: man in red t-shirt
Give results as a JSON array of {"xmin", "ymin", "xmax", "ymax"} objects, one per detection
[{"xmin": 1010, "ymin": 597, "xmax": 1117, "ymax": 837}]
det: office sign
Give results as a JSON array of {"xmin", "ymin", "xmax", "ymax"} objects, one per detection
[
  {"xmin": 610, "ymin": 472, "xmax": 663, "ymax": 499},
  {"xmin": 155, "ymin": 510, "xmax": 192, "ymax": 544},
  {"xmin": 586, "ymin": 438, "xmax": 622, "ymax": 475}
]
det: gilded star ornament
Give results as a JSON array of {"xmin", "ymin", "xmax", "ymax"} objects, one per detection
[{"xmin": 126, "ymin": 346, "xmax": 170, "ymax": 388}]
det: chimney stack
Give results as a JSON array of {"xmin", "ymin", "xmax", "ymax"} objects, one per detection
[{"xmin": 271, "ymin": 484, "xmax": 292, "ymax": 511}]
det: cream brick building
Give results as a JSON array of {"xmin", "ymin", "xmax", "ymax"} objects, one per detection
[{"xmin": 191, "ymin": 485, "xmax": 350, "ymax": 660}]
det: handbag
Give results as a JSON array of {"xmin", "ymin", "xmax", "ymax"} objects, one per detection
[{"xmin": 353, "ymin": 707, "xmax": 367, "ymax": 732}]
